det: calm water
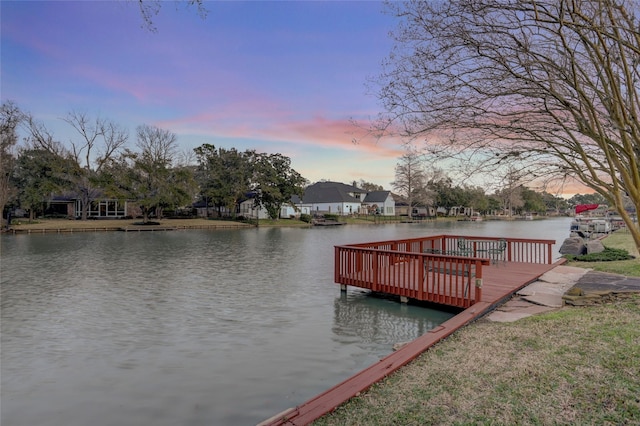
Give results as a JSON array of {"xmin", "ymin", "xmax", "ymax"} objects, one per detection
[{"xmin": 0, "ymin": 218, "xmax": 571, "ymax": 426}]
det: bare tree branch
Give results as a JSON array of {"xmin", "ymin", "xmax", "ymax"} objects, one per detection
[
  {"xmin": 135, "ymin": 0, "xmax": 208, "ymax": 32},
  {"xmin": 377, "ymin": 0, "xmax": 640, "ymax": 250}
]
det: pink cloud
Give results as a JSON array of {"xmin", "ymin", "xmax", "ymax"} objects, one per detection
[{"xmin": 158, "ymin": 109, "xmax": 402, "ymax": 158}]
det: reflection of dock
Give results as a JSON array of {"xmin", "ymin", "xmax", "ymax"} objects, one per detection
[
  {"xmin": 261, "ymin": 234, "xmax": 558, "ymax": 426},
  {"xmin": 331, "ymin": 293, "xmax": 452, "ymax": 348}
]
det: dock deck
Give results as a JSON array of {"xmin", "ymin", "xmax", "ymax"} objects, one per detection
[{"xmin": 261, "ymin": 235, "xmax": 558, "ymax": 426}]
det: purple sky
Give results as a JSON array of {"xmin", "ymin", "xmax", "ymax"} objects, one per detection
[{"xmin": 1, "ymin": 0, "xmax": 405, "ymax": 188}]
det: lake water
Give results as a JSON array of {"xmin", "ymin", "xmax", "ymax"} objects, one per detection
[{"xmin": 0, "ymin": 217, "xmax": 572, "ymax": 426}]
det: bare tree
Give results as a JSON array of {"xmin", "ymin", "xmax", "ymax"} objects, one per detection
[
  {"xmin": 495, "ymin": 167, "xmax": 525, "ymax": 216},
  {"xmin": 64, "ymin": 111, "xmax": 128, "ymax": 172},
  {"xmin": 135, "ymin": 0, "xmax": 208, "ymax": 32},
  {"xmin": 377, "ymin": 1, "xmax": 640, "ymax": 250},
  {"xmin": 135, "ymin": 123, "xmax": 177, "ymax": 167},
  {"xmin": 125, "ymin": 124, "xmax": 195, "ymax": 222},
  {"xmin": 392, "ymin": 144, "xmax": 427, "ymax": 219},
  {"xmin": 24, "ymin": 115, "xmax": 67, "ymax": 156},
  {"xmin": 62, "ymin": 111, "xmax": 129, "ymax": 220}
]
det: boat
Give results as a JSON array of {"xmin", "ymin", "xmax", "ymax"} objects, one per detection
[
  {"xmin": 569, "ymin": 216, "xmax": 611, "ymax": 239},
  {"xmin": 459, "ymin": 213, "xmax": 483, "ymax": 222}
]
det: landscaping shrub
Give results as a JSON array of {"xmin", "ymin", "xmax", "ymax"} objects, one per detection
[
  {"xmin": 299, "ymin": 214, "xmax": 312, "ymax": 223},
  {"xmin": 565, "ymin": 247, "xmax": 634, "ymax": 262}
]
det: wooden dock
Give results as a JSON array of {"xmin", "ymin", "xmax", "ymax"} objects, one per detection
[
  {"xmin": 334, "ymin": 235, "xmax": 555, "ymax": 309},
  {"xmin": 260, "ymin": 235, "xmax": 558, "ymax": 426}
]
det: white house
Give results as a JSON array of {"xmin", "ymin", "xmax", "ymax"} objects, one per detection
[
  {"xmin": 237, "ymin": 192, "xmax": 270, "ymax": 219},
  {"xmin": 301, "ymin": 181, "xmax": 368, "ymax": 216},
  {"xmin": 361, "ymin": 191, "xmax": 395, "ymax": 216},
  {"xmin": 280, "ymin": 195, "xmax": 311, "ymax": 218}
]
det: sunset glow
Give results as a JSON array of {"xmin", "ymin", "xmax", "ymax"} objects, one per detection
[{"xmin": 1, "ymin": 1, "xmax": 398, "ymax": 187}]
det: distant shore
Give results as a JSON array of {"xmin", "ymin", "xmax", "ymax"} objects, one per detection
[
  {"xmin": 0, "ymin": 215, "xmax": 418, "ymax": 233},
  {"xmin": 3, "ymin": 218, "xmax": 258, "ymax": 234},
  {"xmin": 2, "ymin": 214, "xmax": 564, "ymax": 234}
]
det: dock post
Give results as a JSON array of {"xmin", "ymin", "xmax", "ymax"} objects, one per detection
[{"xmin": 340, "ymin": 284, "xmax": 347, "ymax": 292}]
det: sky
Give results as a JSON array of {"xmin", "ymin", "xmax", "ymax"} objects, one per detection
[{"xmin": 1, "ymin": 0, "xmax": 407, "ymax": 189}]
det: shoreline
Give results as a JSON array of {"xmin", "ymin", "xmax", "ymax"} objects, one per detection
[
  {"xmin": 1, "ymin": 217, "xmax": 306, "ymax": 234},
  {"xmin": 3, "ymin": 215, "xmax": 561, "ymax": 234}
]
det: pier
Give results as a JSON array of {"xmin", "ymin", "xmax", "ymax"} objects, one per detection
[
  {"xmin": 261, "ymin": 234, "xmax": 558, "ymax": 426},
  {"xmin": 334, "ymin": 234, "xmax": 555, "ymax": 308}
]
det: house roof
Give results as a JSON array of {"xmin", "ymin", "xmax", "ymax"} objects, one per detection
[
  {"xmin": 363, "ymin": 191, "xmax": 391, "ymax": 203},
  {"xmin": 49, "ymin": 195, "xmax": 75, "ymax": 202},
  {"xmin": 302, "ymin": 181, "xmax": 366, "ymax": 203}
]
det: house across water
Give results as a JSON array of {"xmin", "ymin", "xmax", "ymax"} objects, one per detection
[{"xmin": 301, "ymin": 181, "xmax": 395, "ymax": 217}]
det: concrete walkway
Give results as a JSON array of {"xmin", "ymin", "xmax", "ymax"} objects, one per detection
[{"xmin": 488, "ymin": 265, "xmax": 640, "ymax": 322}]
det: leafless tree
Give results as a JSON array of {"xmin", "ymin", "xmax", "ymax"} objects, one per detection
[
  {"xmin": 127, "ymin": 124, "xmax": 189, "ymax": 222},
  {"xmin": 24, "ymin": 115, "xmax": 67, "ymax": 156},
  {"xmin": 392, "ymin": 144, "xmax": 427, "ymax": 219},
  {"xmin": 62, "ymin": 111, "xmax": 129, "ymax": 219},
  {"xmin": 64, "ymin": 111, "xmax": 128, "ymax": 173},
  {"xmin": 494, "ymin": 167, "xmax": 525, "ymax": 216},
  {"xmin": 377, "ymin": 1, "xmax": 640, "ymax": 250},
  {"xmin": 135, "ymin": 0, "xmax": 208, "ymax": 32},
  {"xmin": 135, "ymin": 123, "xmax": 177, "ymax": 167}
]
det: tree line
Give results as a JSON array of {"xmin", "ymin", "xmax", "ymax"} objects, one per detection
[
  {"xmin": 1, "ymin": 100, "xmax": 607, "ymax": 226},
  {"xmin": 391, "ymin": 146, "xmax": 605, "ymax": 218},
  {"xmin": 0, "ymin": 101, "xmax": 307, "ymax": 223}
]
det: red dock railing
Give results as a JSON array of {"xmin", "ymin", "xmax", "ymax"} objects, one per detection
[{"xmin": 334, "ymin": 235, "xmax": 555, "ymax": 309}]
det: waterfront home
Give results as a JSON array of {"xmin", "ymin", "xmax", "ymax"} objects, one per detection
[
  {"xmin": 280, "ymin": 195, "xmax": 311, "ymax": 219},
  {"xmin": 44, "ymin": 194, "xmax": 131, "ymax": 219},
  {"xmin": 361, "ymin": 191, "xmax": 395, "ymax": 216},
  {"xmin": 302, "ymin": 181, "xmax": 368, "ymax": 216},
  {"xmin": 237, "ymin": 192, "xmax": 270, "ymax": 219},
  {"xmin": 236, "ymin": 193, "xmax": 311, "ymax": 220}
]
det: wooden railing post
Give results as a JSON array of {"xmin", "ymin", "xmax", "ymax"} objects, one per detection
[
  {"xmin": 474, "ymin": 259, "xmax": 483, "ymax": 303},
  {"xmin": 418, "ymin": 254, "xmax": 425, "ymax": 300},
  {"xmin": 334, "ymin": 246, "xmax": 340, "ymax": 283},
  {"xmin": 372, "ymin": 251, "xmax": 379, "ymax": 292}
]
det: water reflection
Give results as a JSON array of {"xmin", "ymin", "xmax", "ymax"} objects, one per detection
[{"xmin": 333, "ymin": 291, "xmax": 453, "ymax": 350}]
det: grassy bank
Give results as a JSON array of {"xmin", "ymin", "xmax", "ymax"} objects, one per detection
[
  {"xmin": 566, "ymin": 230, "xmax": 640, "ymax": 277},
  {"xmin": 4, "ymin": 215, "xmax": 423, "ymax": 230},
  {"xmin": 4, "ymin": 217, "xmax": 295, "ymax": 231},
  {"xmin": 314, "ymin": 294, "xmax": 640, "ymax": 425},
  {"xmin": 314, "ymin": 231, "xmax": 640, "ymax": 425}
]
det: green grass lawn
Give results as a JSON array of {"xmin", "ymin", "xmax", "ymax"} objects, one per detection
[
  {"xmin": 566, "ymin": 230, "xmax": 640, "ymax": 276},
  {"xmin": 314, "ymin": 294, "xmax": 640, "ymax": 426}
]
